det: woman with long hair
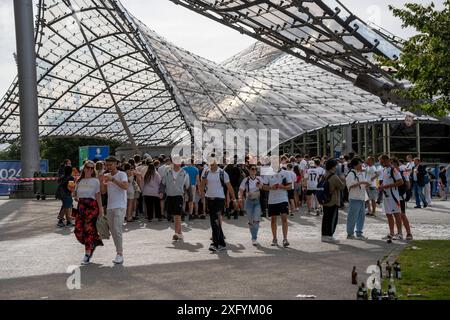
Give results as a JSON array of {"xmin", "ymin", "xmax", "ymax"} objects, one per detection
[
  {"xmin": 141, "ymin": 162, "xmax": 163, "ymax": 222},
  {"xmin": 74, "ymin": 160, "xmax": 104, "ymax": 265}
]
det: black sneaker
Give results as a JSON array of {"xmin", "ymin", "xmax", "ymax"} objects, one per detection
[
  {"xmin": 66, "ymin": 221, "xmax": 74, "ymax": 228},
  {"xmin": 423, "ymin": 203, "xmax": 428, "ymax": 208},
  {"xmin": 200, "ymin": 215, "xmax": 206, "ymax": 220},
  {"xmin": 57, "ymin": 220, "xmax": 65, "ymax": 228},
  {"xmin": 209, "ymin": 244, "xmax": 218, "ymax": 252},
  {"xmin": 414, "ymin": 205, "xmax": 422, "ymax": 209}
]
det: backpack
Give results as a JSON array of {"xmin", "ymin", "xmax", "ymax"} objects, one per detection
[
  {"xmin": 203, "ymin": 168, "xmax": 227, "ymax": 193},
  {"xmin": 316, "ymin": 174, "xmax": 334, "ymax": 205},
  {"xmin": 389, "ymin": 167, "xmax": 409, "ymax": 200}
]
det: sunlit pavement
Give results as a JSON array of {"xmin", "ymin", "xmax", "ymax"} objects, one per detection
[{"xmin": 0, "ymin": 198, "xmax": 449, "ymax": 300}]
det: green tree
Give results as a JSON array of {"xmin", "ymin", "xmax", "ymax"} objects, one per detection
[
  {"xmin": 0, "ymin": 142, "xmax": 21, "ymax": 160},
  {"xmin": 378, "ymin": 1, "xmax": 450, "ymax": 117}
]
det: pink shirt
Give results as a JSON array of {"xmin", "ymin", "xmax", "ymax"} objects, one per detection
[{"xmin": 142, "ymin": 172, "xmax": 162, "ymax": 197}]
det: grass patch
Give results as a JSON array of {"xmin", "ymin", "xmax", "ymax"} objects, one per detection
[{"xmin": 382, "ymin": 240, "xmax": 450, "ymax": 300}]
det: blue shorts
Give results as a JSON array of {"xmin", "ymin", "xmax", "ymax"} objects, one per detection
[{"xmin": 61, "ymin": 196, "xmax": 73, "ymax": 209}]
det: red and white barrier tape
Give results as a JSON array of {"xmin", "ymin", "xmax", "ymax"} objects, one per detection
[{"xmin": 0, "ymin": 177, "xmax": 59, "ymax": 182}]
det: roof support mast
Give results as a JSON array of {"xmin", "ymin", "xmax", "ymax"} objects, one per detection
[{"xmin": 13, "ymin": 0, "xmax": 41, "ymax": 182}]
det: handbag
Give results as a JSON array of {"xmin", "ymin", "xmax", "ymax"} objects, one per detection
[
  {"xmin": 133, "ymin": 180, "xmax": 141, "ymax": 194},
  {"xmin": 96, "ymin": 215, "xmax": 110, "ymax": 240}
]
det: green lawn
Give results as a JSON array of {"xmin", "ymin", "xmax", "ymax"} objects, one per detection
[{"xmin": 383, "ymin": 240, "xmax": 450, "ymax": 300}]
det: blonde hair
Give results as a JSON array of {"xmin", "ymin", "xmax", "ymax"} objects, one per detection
[{"xmin": 78, "ymin": 160, "xmax": 97, "ymax": 183}]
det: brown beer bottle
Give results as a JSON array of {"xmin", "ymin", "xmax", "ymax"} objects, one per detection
[{"xmin": 352, "ymin": 266, "xmax": 358, "ymax": 285}]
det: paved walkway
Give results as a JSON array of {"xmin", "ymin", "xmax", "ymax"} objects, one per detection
[{"xmin": 0, "ymin": 198, "xmax": 449, "ymax": 300}]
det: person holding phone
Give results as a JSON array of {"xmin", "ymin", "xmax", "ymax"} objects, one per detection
[
  {"xmin": 262, "ymin": 156, "xmax": 293, "ymax": 248},
  {"xmin": 346, "ymin": 158, "xmax": 370, "ymax": 240},
  {"xmin": 238, "ymin": 164, "xmax": 264, "ymax": 246}
]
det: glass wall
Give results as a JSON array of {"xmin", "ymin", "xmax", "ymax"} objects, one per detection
[{"xmin": 280, "ymin": 121, "xmax": 450, "ymax": 163}]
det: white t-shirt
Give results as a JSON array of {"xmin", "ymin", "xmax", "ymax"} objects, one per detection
[
  {"xmin": 306, "ymin": 167, "xmax": 323, "ymax": 190},
  {"xmin": 202, "ymin": 168, "xmax": 230, "ymax": 199},
  {"xmin": 288, "ymin": 170, "xmax": 297, "ymax": 189},
  {"xmin": 239, "ymin": 176, "xmax": 263, "ymax": 193},
  {"xmin": 157, "ymin": 164, "xmax": 170, "ymax": 178},
  {"xmin": 107, "ymin": 171, "xmax": 128, "ymax": 209},
  {"xmin": 399, "ymin": 164, "xmax": 410, "ymax": 182},
  {"xmin": 365, "ymin": 165, "xmax": 378, "ymax": 188},
  {"xmin": 346, "ymin": 170, "xmax": 367, "ymax": 201},
  {"xmin": 263, "ymin": 170, "xmax": 292, "ymax": 204},
  {"xmin": 299, "ymin": 160, "xmax": 308, "ymax": 172},
  {"xmin": 381, "ymin": 167, "xmax": 402, "ymax": 201},
  {"xmin": 76, "ymin": 178, "xmax": 100, "ymax": 200}
]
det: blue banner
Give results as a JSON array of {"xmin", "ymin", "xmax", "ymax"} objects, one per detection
[
  {"xmin": 0, "ymin": 160, "xmax": 49, "ymax": 196},
  {"xmin": 88, "ymin": 146, "xmax": 110, "ymax": 161}
]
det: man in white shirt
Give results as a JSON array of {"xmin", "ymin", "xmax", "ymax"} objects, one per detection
[
  {"xmin": 378, "ymin": 155, "xmax": 404, "ymax": 241},
  {"xmin": 101, "ymin": 156, "xmax": 129, "ymax": 265},
  {"xmin": 305, "ymin": 160, "xmax": 323, "ymax": 215},
  {"xmin": 199, "ymin": 157, "xmax": 236, "ymax": 252},
  {"xmin": 286, "ymin": 163, "xmax": 297, "ymax": 216},
  {"xmin": 262, "ymin": 156, "xmax": 293, "ymax": 248},
  {"xmin": 160, "ymin": 155, "xmax": 190, "ymax": 241},
  {"xmin": 364, "ymin": 157, "xmax": 380, "ymax": 217},
  {"xmin": 346, "ymin": 158, "xmax": 370, "ymax": 240}
]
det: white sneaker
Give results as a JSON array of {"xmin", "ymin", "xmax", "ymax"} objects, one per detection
[
  {"xmin": 321, "ymin": 236, "xmax": 340, "ymax": 244},
  {"xmin": 393, "ymin": 234, "xmax": 403, "ymax": 240},
  {"xmin": 81, "ymin": 254, "xmax": 91, "ymax": 265},
  {"xmin": 252, "ymin": 240, "xmax": 259, "ymax": 246},
  {"xmin": 356, "ymin": 235, "xmax": 368, "ymax": 241},
  {"xmin": 382, "ymin": 234, "xmax": 393, "ymax": 240},
  {"xmin": 177, "ymin": 233, "xmax": 184, "ymax": 240},
  {"xmin": 217, "ymin": 245, "xmax": 227, "ymax": 252},
  {"xmin": 112, "ymin": 255, "xmax": 124, "ymax": 265}
]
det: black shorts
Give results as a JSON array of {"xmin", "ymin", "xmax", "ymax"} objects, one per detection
[
  {"xmin": 268, "ymin": 202, "xmax": 289, "ymax": 216},
  {"xmin": 166, "ymin": 196, "xmax": 184, "ymax": 216},
  {"xmin": 288, "ymin": 189, "xmax": 295, "ymax": 200},
  {"xmin": 306, "ymin": 190, "xmax": 316, "ymax": 196}
]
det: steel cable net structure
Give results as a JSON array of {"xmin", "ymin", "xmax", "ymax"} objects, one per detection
[{"xmin": 0, "ymin": 0, "xmax": 434, "ymax": 148}]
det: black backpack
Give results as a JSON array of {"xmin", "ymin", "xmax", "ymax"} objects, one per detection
[
  {"xmin": 316, "ymin": 174, "xmax": 334, "ymax": 205},
  {"xmin": 390, "ymin": 167, "xmax": 410, "ymax": 201},
  {"xmin": 203, "ymin": 168, "xmax": 227, "ymax": 193}
]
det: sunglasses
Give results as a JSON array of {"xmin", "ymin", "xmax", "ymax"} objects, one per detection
[
  {"xmin": 250, "ymin": 167, "xmax": 257, "ymax": 171},
  {"xmin": 85, "ymin": 166, "xmax": 94, "ymax": 170}
]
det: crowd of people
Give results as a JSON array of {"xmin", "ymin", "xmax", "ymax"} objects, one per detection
[{"xmin": 54, "ymin": 152, "xmax": 450, "ymax": 266}]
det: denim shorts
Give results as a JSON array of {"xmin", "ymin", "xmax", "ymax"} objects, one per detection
[{"xmin": 61, "ymin": 195, "xmax": 73, "ymax": 209}]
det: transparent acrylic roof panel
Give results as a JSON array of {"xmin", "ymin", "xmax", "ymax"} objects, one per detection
[
  {"xmin": 0, "ymin": 0, "xmax": 431, "ymax": 147},
  {"xmin": 0, "ymin": 0, "xmax": 189, "ymax": 146},
  {"xmin": 171, "ymin": 0, "xmax": 403, "ymax": 87},
  {"xmin": 131, "ymin": 17, "xmax": 420, "ymax": 142}
]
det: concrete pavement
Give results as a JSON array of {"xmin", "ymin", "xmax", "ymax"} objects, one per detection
[{"xmin": 0, "ymin": 198, "xmax": 449, "ymax": 300}]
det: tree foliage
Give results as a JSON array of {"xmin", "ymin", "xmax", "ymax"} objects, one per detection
[
  {"xmin": 377, "ymin": 1, "xmax": 450, "ymax": 117},
  {"xmin": 0, "ymin": 137, "xmax": 122, "ymax": 171}
]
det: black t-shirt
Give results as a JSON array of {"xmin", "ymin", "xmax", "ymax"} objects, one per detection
[
  {"xmin": 224, "ymin": 164, "xmax": 242, "ymax": 187},
  {"xmin": 59, "ymin": 175, "xmax": 75, "ymax": 193},
  {"xmin": 440, "ymin": 171, "xmax": 448, "ymax": 185}
]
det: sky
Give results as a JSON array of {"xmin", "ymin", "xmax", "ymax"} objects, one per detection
[{"xmin": 0, "ymin": 0, "xmax": 445, "ymax": 95}]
